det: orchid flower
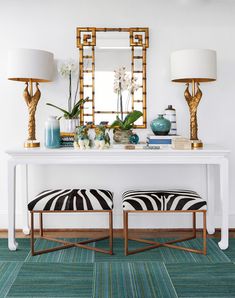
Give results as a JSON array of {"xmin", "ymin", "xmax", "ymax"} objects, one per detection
[{"xmin": 113, "ymin": 66, "xmax": 140, "ymax": 120}]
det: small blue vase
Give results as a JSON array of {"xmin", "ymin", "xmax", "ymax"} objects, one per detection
[
  {"xmin": 44, "ymin": 116, "xmax": 61, "ymax": 148},
  {"xmin": 150, "ymin": 114, "xmax": 171, "ymax": 136},
  {"xmin": 129, "ymin": 133, "xmax": 139, "ymax": 144}
]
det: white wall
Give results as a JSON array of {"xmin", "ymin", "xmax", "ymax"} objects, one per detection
[{"xmin": 0, "ymin": 0, "xmax": 234, "ymax": 229}]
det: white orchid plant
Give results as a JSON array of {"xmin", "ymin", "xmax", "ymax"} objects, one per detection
[
  {"xmin": 111, "ymin": 66, "xmax": 142, "ymax": 130},
  {"xmin": 47, "ymin": 59, "xmax": 88, "ymax": 119},
  {"xmin": 113, "ymin": 66, "xmax": 140, "ymax": 121}
]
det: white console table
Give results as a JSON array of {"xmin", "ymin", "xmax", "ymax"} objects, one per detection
[{"xmin": 6, "ymin": 145, "xmax": 229, "ymax": 251}]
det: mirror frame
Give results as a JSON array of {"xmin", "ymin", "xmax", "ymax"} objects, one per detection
[{"xmin": 76, "ymin": 27, "xmax": 149, "ymax": 128}]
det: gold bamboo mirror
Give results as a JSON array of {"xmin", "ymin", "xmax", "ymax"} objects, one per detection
[{"xmin": 76, "ymin": 27, "xmax": 149, "ymax": 128}]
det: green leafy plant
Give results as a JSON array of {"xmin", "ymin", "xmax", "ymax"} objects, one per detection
[
  {"xmin": 46, "ymin": 97, "xmax": 89, "ymax": 119},
  {"xmin": 110, "ymin": 110, "xmax": 143, "ymax": 130}
]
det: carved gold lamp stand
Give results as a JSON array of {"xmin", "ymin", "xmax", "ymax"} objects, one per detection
[
  {"xmin": 7, "ymin": 49, "xmax": 54, "ymax": 148},
  {"xmin": 171, "ymin": 49, "xmax": 217, "ymax": 149},
  {"xmin": 23, "ymin": 80, "xmax": 41, "ymax": 148},
  {"xmin": 184, "ymin": 80, "xmax": 203, "ymax": 149}
]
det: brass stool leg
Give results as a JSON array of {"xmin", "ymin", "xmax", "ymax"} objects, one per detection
[
  {"xmin": 30, "ymin": 211, "xmax": 35, "ymax": 256},
  {"xmin": 193, "ymin": 212, "xmax": 196, "ymax": 238},
  {"xmin": 109, "ymin": 211, "xmax": 113, "ymax": 254},
  {"xmin": 31, "ymin": 210, "xmax": 114, "ymax": 256},
  {"xmin": 124, "ymin": 211, "xmax": 128, "ymax": 256},
  {"xmin": 203, "ymin": 210, "xmax": 207, "ymax": 255},
  {"xmin": 122, "ymin": 210, "xmax": 207, "ymax": 256},
  {"xmin": 39, "ymin": 212, "xmax": 43, "ymax": 237}
]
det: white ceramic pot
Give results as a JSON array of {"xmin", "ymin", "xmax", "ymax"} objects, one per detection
[{"xmin": 61, "ymin": 118, "xmax": 79, "ymax": 134}]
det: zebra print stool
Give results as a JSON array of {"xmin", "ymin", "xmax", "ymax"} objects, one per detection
[
  {"xmin": 28, "ymin": 189, "xmax": 113, "ymax": 256},
  {"xmin": 122, "ymin": 190, "xmax": 207, "ymax": 256}
]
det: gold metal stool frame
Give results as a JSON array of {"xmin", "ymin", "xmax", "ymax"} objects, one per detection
[
  {"xmin": 123, "ymin": 210, "xmax": 207, "ymax": 256},
  {"xmin": 30, "ymin": 210, "xmax": 113, "ymax": 256}
]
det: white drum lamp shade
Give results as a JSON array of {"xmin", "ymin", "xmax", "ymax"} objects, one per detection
[
  {"xmin": 8, "ymin": 48, "xmax": 54, "ymax": 82},
  {"xmin": 171, "ymin": 49, "xmax": 217, "ymax": 83}
]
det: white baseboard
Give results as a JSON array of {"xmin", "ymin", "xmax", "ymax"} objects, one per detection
[{"xmin": 1, "ymin": 211, "xmax": 235, "ymax": 229}]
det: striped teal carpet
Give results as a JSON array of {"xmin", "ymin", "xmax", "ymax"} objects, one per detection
[{"xmin": 0, "ymin": 238, "xmax": 235, "ymax": 297}]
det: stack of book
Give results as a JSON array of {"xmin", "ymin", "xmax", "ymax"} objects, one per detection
[
  {"xmin": 60, "ymin": 133, "xmax": 75, "ymax": 147},
  {"xmin": 146, "ymin": 134, "xmax": 180, "ymax": 148},
  {"xmin": 171, "ymin": 137, "xmax": 192, "ymax": 150}
]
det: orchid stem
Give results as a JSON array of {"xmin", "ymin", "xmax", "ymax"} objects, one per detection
[
  {"xmin": 119, "ymin": 82, "xmax": 123, "ymax": 121},
  {"xmin": 68, "ymin": 71, "xmax": 72, "ymax": 113}
]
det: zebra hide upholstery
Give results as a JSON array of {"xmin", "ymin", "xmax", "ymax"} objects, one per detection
[
  {"xmin": 122, "ymin": 190, "xmax": 207, "ymax": 211},
  {"xmin": 28, "ymin": 189, "xmax": 113, "ymax": 211}
]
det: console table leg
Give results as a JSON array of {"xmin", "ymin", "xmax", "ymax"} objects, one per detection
[
  {"xmin": 8, "ymin": 160, "xmax": 18, "ymax": 251},
  {"xmin": 206, "ymin": 164, "xmax": 215, "ymax": 235},
  {"xmin": 218, "ymin": 158, "xmax": 229, "ymax": 250},
  {"xmin": 21, "ymin": 165, "xmax": 30, "ymax": 235}
]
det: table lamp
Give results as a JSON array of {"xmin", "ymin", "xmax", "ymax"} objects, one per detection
[
  {"xmin": 171, "ymin": 49, "xmax": 217, "ymax": 149},
  {"xmin": 8, "ymin": 48, "xmax": 54, "ymax": 148}
]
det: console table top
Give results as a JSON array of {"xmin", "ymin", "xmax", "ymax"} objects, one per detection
[{"xmin": 6, "ymin": 144, "xmax": 229, "ymax": 157}]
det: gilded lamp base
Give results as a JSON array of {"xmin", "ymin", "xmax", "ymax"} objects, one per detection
[
  {"xmin": 24, "ymin": 140, "xmax": 40, "ymax": 148},
  {"xmin": 191, "ymin": 140, "xmax": 203, "ymax": 149},
  {"xmin": 22, "ymin": 81, "xmax": 41, "ymax": 149}
]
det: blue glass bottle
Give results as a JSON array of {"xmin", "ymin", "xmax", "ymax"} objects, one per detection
[{"xmin": 44, "ymin": 116, "xmax": 61, "ymax": 148}]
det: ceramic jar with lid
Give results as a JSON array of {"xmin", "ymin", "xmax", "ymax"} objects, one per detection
[{"xmin": 164, "ymin": 105, "xmax": 177, "ymax": 135}]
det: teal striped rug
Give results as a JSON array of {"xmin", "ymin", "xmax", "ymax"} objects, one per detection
[{"xmin": 0, "ymin": 238, "xmax": 235, "ymax": 297}]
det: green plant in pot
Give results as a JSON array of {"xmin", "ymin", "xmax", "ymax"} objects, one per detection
[
  {"xmin": 110, "ymin": 110, "xmax": 143, "ymax": 143},
  {"xmin": 46, "ymin": 59, "xmax": 88, "ymax": 133},
  {"xmin": 112, "ymin": 66, "xmax": 141, "ymax": 143},
  {"xmin": 46, "ymin": 98, "xmax": 88, "ymax": 121}
]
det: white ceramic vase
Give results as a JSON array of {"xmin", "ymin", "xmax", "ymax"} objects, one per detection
[{"xmin": 61, "ymin": 118, "xmax": 79, "ymax": 134}]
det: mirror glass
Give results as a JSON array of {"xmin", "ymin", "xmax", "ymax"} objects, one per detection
[
  {"xmin": 77, "ymin": 28, "xmax": 148, "ymax": 128},
  {"xmin": 95, "ymin": 32, "xmax": 131, "ymax": 125}
]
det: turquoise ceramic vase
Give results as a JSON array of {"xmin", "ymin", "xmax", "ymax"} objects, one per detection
[
  {"xmin": 150, "ymin": 114, "xmax": 171, "ymax": 136},
  {"xmin": 44, "ymin": 116, "xmax": 61, "ymax": 148}
]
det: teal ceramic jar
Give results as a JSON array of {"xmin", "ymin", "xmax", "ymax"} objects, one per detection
[
  {"xmin": 150, "ymin": 114, "xmax": 171, "ymax": 135},
  {"xmin": 129, "ymin": 133, "xmax": 139, "ymax": 144}
]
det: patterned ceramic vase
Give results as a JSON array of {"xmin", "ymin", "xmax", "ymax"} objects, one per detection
[
  {"xmin": 150, "ymin": 114, "xmax": 171, "ymax": 136},
  {"xmin": 113, "ymin": 129, "xmax": 132, "ymax": 143}
]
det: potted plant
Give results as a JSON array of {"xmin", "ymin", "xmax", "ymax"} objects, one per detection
[
  {"xmin": 112, "ymin": 66, "xmax": 142, "ymax": 143},
  {"xmin": 110, "ymin": 110, "xmax": 143, "ymax": 143},
  {"xmin": 47, "ymin": 59, "xmax": 88, "ymax": 133},
  {"xmin": 47, "ymin": 98, "xmax": 88, "ymax": 133}
]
